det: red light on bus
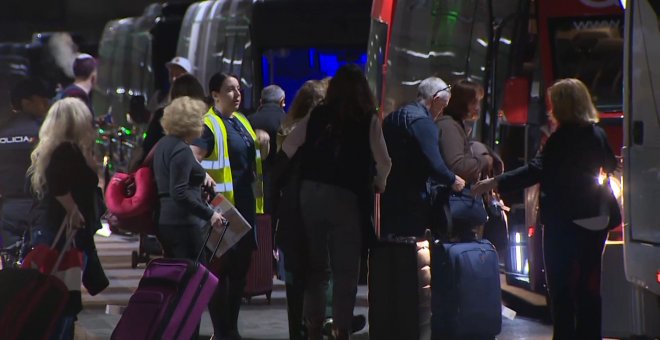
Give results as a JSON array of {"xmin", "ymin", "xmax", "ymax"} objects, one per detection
[
  {"xmin": 657, "ymin": 271, "xmax": 660, "ymax": 284},
  {"xmin": 528, "ymin": 226, "xmax": 535, "ymax": 238}
]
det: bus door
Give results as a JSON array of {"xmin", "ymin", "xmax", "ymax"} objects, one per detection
[{"xmin": 623, "ymin": 0, "xmax": 660, "ymax": 297}]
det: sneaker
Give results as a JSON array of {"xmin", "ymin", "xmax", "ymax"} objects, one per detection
[{"xmin": 321, "ymin": 315, "xmax": 367, "ymax": 336}]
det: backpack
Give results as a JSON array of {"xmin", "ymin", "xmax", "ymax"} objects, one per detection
[{"xmin": 104, "ymin": 143, "xmax": 159, "ymax": 235}]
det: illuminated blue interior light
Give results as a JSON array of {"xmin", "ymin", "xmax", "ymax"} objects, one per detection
[{"xmin": 261, "ymin": 47, "xmax": 367, "ymax": 108}]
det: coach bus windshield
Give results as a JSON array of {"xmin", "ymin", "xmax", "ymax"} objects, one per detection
[{"xmin": 549, "ymin": 16, "xmax": 623, "ymax": 112}]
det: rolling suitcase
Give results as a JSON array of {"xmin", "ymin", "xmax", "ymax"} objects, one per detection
[
  {"xmin": 111, "ymin": 221, "xmax": 229, "ymax": 340},
  {"xmin": 368, "ymin": 236, "xmax": 432, "ymax": 340},
  {"xmin": 431, "ymin": 239, "xmax": 502, "ymax": 339},
  {"xmin": 0, "ymin": 268, "xmax": 68, "ymax": 340},
  {"xmin": 243, "ymin": 214, "xmax": 274, "ymax": 303},
  {"xmin": 0, "ymin": 222, "xmax": 75, "ymax": 340}
]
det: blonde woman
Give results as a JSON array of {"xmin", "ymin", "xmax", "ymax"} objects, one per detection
[
  {"xmin": 28, "ymin": 97, "xmax": 101, "ymax": 339},
  {"xmin": 473, "ymin": 78, "xmax": 617, "ymax": 340},
  {"xmin": 277, "ymin": 80, "xmax": 328, "ymax": 151},
  {"xmin": 153, "ymin": 96, "xmax": 224, "ymax": 261}
]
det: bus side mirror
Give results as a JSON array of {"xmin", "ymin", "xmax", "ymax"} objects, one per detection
[{"xmin": 500, "ymin": 77, "xmax": 530, "ymax": 125}]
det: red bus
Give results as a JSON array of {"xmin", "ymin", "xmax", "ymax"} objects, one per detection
[{"xmin": 367, "ymin": 0, "xmax": 624, "ymax": 295}]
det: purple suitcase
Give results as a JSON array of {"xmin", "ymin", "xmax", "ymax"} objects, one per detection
[
  {"xmin": 112, "ymin": 221, "xmax": 229, "ymax": 340},
  {"xmin": 111, "ymin": 259, "xmax": 218, "ymax": 340}
]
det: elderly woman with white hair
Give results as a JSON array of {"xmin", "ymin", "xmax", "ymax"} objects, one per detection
[{"xmin": 153, "ymin": 96, "xmax": 225, "ymax": 260}]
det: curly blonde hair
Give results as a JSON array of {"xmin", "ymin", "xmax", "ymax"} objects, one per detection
[
  {"xmin": 549, "ymin": 78, "xmax": 599, "ymax": 125},
  {"xmin": 28, "ymin": 98, "xmax": 96, "ymax": 198},
  {"xmin": 161, "ymin": 96, "xmax": 207, "ymax": 139}
]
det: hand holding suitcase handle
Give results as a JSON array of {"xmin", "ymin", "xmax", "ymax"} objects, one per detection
[{"xmin": 196, "ymin": 219, "xmax": 230, "ymax": 264}]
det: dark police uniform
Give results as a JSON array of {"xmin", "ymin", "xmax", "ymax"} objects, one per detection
[{"xmin": 0, "ymin": 113, "xmax": 40, "ymax": 248}]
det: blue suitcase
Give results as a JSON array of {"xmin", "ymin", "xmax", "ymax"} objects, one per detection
[{"xmin": 431, "ymin": 239, "xmax": 502, "ymax": 339}]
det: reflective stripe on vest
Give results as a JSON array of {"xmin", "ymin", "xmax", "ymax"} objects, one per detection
[
  {"xmin": 202, "ymin": 108, "xmax": 264, "ymax": 214},
  {"xmin": 232, "ymin": 112, "xmax": 264, "ymax": 214}
]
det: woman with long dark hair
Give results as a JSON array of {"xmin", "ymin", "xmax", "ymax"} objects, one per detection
[{"xmin": 282, "ymin": 64, "xmax": 391, "ymax": 340}]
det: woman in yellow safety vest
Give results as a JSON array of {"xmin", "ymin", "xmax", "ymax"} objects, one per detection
[{"xmin": 190, "ymin": 72, "xmax": 267, "ymax": 339}]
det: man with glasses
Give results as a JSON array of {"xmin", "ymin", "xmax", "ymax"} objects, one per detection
[
  {"xmin": 381, "ymin": 76, "xmax": 463, "ymax": 238},
  {"xmin": 372, "ymin": 77, "xmax": 463, "ymax": 337}
]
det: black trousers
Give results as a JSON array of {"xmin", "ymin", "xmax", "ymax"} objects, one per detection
[
  {"xmin": 543, "ymin": 220, "xmax": 608, "ymax": 340},
  {"xmin": 157, "ymin": 223, "xmax": 205, "ymax": 261},
  {"xmin": 208, "ymin": 234, "xmax": 254, "ymax": 337}
]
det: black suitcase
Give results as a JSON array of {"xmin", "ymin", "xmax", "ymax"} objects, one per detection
[
  {"xmin": 368, "ymin": 237, "xmax": 432, "ymax": 340},
  {"xmin": 431, "ymin": 239, "xmax": 502, "ymax": 339}
]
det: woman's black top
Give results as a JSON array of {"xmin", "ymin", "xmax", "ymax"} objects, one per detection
[
  {"xmin": 497, "ymin": 124, "xmax": 617, "ymax": 223},
  {"xmin": 44, "ymin": 142, "xmax": 99, "ymax": 251},
  {"xmin": 154, "ymin": 135, "xmax": 214, "ymax": 227},
  {"xmin": 140, "ymin": 107, "xmax": 165, "ymax": 163},
  {"xmin": 300, "ymin": 104, "xmax": 374, "ymax": 195}
]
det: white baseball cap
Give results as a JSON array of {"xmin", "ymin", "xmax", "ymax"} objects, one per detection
[{"xmin": 165, "ymin": 56, "xmax": 192, "ymax": 73}]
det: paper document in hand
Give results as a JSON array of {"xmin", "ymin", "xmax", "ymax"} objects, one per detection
[{"xmin": 206, "ymin": 194, "xmax": 252, "ymax": 258}]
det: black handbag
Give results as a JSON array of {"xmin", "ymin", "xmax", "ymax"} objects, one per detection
[
  {"xmin": 603, "ymin": 175, "xmax": 622, "ymax": 230},
  {"xmin": 448, "ymin": 188, "xmax": 489, "ymax": 228},
  {"xmin": 573, "ymin": 174, "xmax": 621, "ymax": 231}
]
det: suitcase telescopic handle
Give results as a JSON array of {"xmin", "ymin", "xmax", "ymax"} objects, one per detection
[
  {"xmin": 51, "ymin": 224, "xmax": 78, "ymax": 276},
  {"xmin": 196, "ymin": 219, "xmax": 230, "ymax": 264}
]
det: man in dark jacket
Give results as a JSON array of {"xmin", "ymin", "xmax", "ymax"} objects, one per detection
[
  {"xmin": 248, "ymin": 85, "xmax": 286, "ymax": 214},
  {"xmin": 381, "ymin": 77, "xmax": 465, "ymax": 237},
  {"xmin": 0, "ymin": 78, "xmax": 50, "ymax": 249},
  {"xmin": 59, "ymin": 53, "xmax": 97, "ymax": 115}
]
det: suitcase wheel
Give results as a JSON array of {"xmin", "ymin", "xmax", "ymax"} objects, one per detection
[{"xmin": 266, "ymin": 291, "xmax": 272, "ymax": 304}]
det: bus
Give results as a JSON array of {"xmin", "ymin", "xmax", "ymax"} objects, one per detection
[
  {"xmin": 601, "ymin": 0, "xmax": 660, "ymax": 337},
  {"xmin": 175, "ymin": 0, "xmax": 371, "ymax": 113},
  {"xmin": 366, "ymin": 0, "xmax": 625, "ymax": 296},
  {"xmin": 94, "ymin": 2, "xmax": 190, "ymax": 126}
]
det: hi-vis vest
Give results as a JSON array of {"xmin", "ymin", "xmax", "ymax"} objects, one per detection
[{"xmin": 201, "ymin": 108, "xmax": 264, "ymax": 214}]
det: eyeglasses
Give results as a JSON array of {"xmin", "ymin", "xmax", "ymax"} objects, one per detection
[{"xmin": 433, "ymin": 84, "xmax": 452, "ymax": 99}]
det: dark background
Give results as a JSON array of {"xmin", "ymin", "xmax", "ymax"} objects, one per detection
[{"xmin": 0, "ymin": 0, "xmax": 190, "ymax": 45}]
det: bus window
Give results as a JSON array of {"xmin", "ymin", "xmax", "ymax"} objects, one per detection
[
  {"xmin": 379, "ymin": 0, "xmax": 521, "ymax": 114},
  {"xmin": 261, "ymin": 47, "xmax": 367, "ymax": 108},
  {"xmin": 548, "ymin": 16, "xmax": 623, "ymax": 112}
]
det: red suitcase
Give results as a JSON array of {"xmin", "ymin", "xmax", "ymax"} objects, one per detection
[
  {"xmin": 0, "ymin": 268, "xmax": 69, "ymax": 340},
  {"xmin": 243, "ymin": 214, "xmax": 274, "ymax": 303}
]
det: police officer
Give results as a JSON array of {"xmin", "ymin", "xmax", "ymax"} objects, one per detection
[{"xmin": 0, "ymin": 78, "xmax": 50, "ymax": 250}]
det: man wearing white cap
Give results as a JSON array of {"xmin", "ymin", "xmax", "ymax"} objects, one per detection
[
  {"xmin": 166, "ymin": 56, "xmax": 192, "ymax": 83},
  {"xmin": 148, "ymin": 56, "xmax": 194, "ymax": 112}
]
